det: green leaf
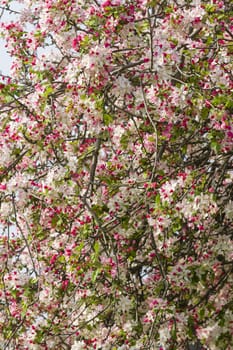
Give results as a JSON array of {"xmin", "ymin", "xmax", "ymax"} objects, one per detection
[
  {"xmin": 210, "ymin": 140, "xmax": 220, "ymax": 153},
  {"xmin": 199, "ymin": 307, "xmax": 205, "ymax": 320},
  {"xmin": 57, "ymin": 255, "xmax": 66, "ymax": 264},
  {"xmin": 91, "ymin": 267, "xmax": 101, "ymax": 282},
  {"xmin": 34, "ymin": 330, "xmax": 45, "ymax": 344},
  {"xmin": 155, "ymin": 193, "xmax": 161, "ymax": 207},
  {"xmin": 201, "ymin": 107, "xmax": 210, "ymax": 119},
  {"xmin": 205, "ymin": 4, "xmax": 216, "ymax": 13},
  {"xmin": 74, "ymin": 242, "xmax": 84, "ymax": 254},
  {"xmin": 120, "ymin": 133, "xmax": 129, "ymax": 150},
  {"xmin": 10, "ymin": 289, "xmax": 18, "ymax": 298},
  {"xmin": 43, "ymin": 84, "xmax": 54, "ymax": 98},
  {"xmin": 94, "ymin": 241, "xmax": 100, "ymax": 255},
  {"xmin": 103, "ymin": 113, "xmax": 113, "ymax": 126},
  {"xmin": 21, "ymin": 300, "xmax": 28, "ymax": 316}
]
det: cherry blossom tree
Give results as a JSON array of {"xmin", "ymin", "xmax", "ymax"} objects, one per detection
[{"xmin": 0, "ymin": 0, "xmax": 232, "ymax": 349}]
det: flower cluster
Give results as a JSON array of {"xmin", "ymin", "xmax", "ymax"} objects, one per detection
[{"xmin": 0, "ymin": 0, "xmax": 232, "ymax": 349}]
